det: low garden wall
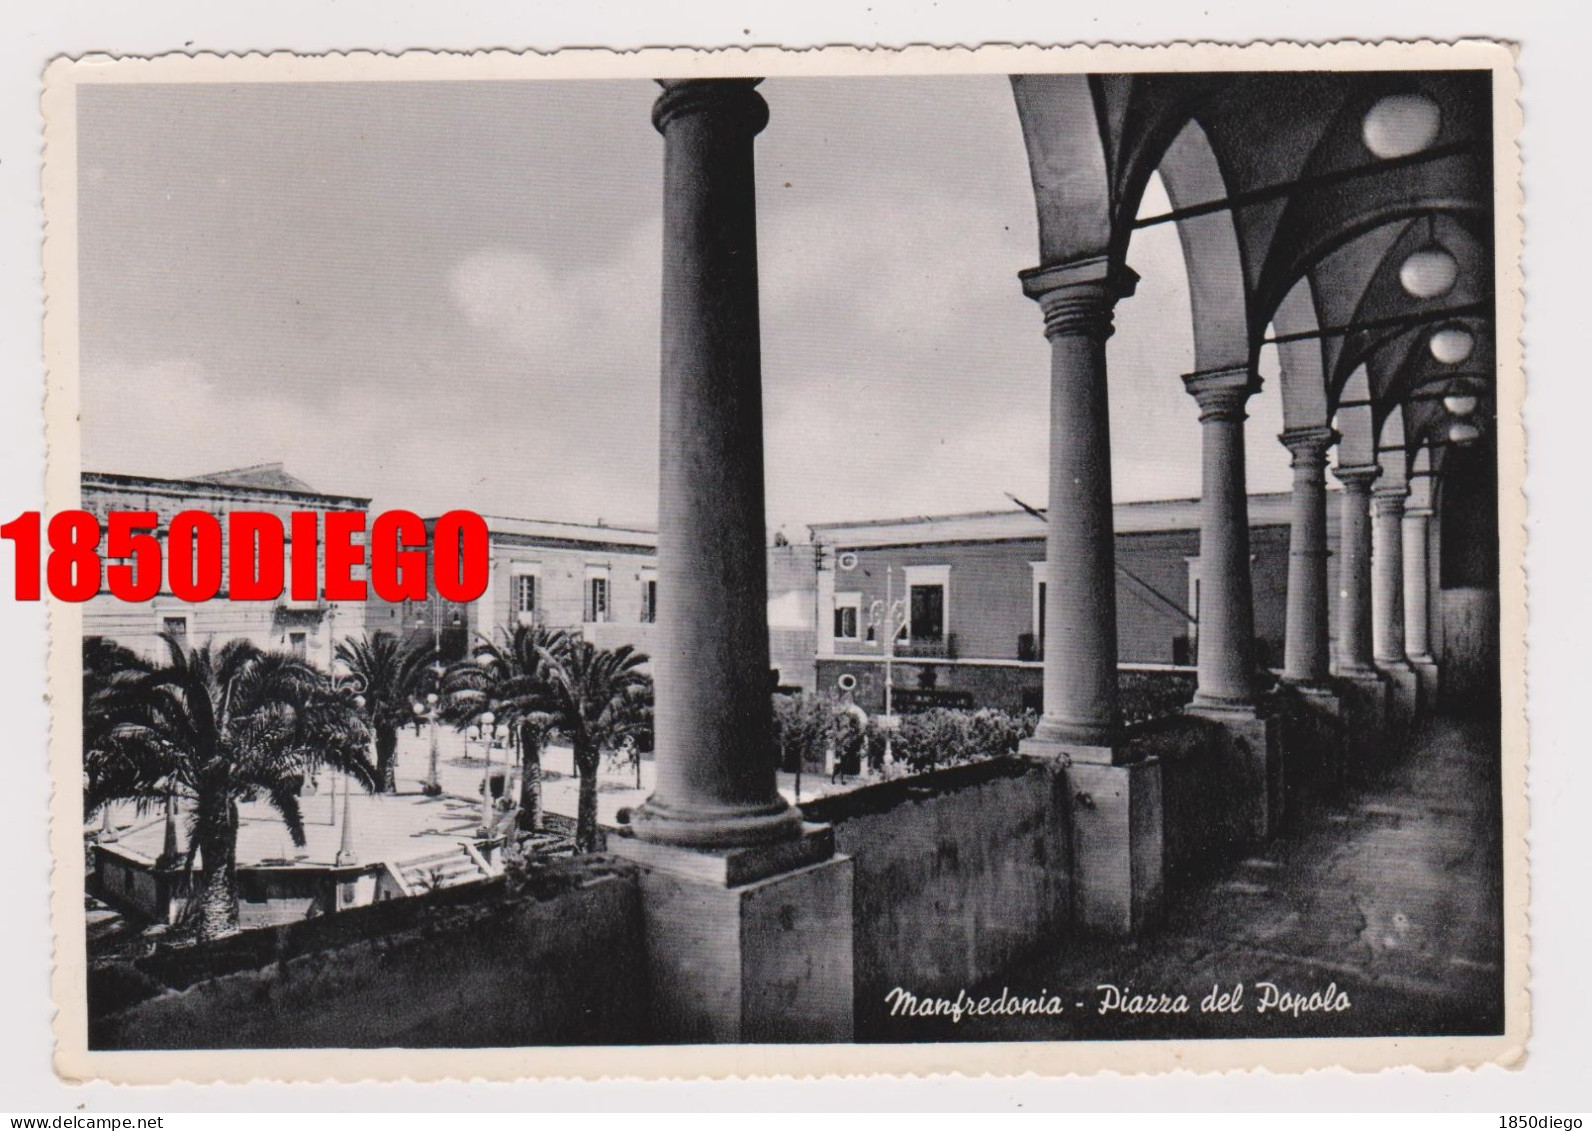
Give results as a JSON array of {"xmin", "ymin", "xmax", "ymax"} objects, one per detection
[
  {"xmin": 89, "ymin": 857, "xmax": 647, "ymax": 1050},
  {"xmin": 801, "ymin": 756, "xmax": 1070, "ymax": 1033}
]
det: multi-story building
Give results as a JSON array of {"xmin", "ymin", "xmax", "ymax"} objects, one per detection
[
  {"xmin": 804, "ymin": 491, "xmax": 1347, "ymax": 713},
  {"xmin": 80, "ymin": 464, "xmax": 372, "ymax": 670},
  {"xmin": 364, "ymin": 515, "xmax": 660, "ymax": 661}
]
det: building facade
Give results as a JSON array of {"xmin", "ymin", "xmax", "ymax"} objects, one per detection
[
  {"xmin": 364, "ymin": 515, "xmax": 661, "ymax": 660},
  {"xmin": 806, "ymin": 492, "xmax": 1349, "ymax": 713},
  {"xmin": 81, "ymin": 464, "xmax": 372, "ymax": 671}
]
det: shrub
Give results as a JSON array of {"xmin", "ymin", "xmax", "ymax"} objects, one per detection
[
  {"xmin": 772, "ymin": 693, "xmax": 838, "ymax": 773},
  {"xmin": 878, "ymin": 707, "xmax": 1037, "ymax": 773},
  {"xmin": 1117, "ymin": 670, "xmax": 1198, "ymax": 725}
]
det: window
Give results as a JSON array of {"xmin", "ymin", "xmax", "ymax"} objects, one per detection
[
  {"xmin": 515, "ymin": 574, "xmax": 537, "ymax": 616},
  {"xmin": 586, "ymin": 575, "xmax": 609, "ymax": 623},
  {"xmin": 641, "ymin": 575, "xmax": 657, "ymax": 623},
  {"xmin": 903, "ymin": 565, "xmax": 950, "ymax": 643},
  {"xmin": 160, "ymin": 615, "xmax": 189, "ymax": 647},
  {"xmin": 909, "ymin": 584, "xmax": 944, "ymax": 641},
  {"xmin": 288, "ymin": 631, "xmax": 308, "ymax": 659},
  {"xmin": 1030, "ymin": 562, "xmax": 1048, "ymax": 645},
  {"xmin": 832, "ymin": 592, "xmax": 862, "ymax": 641}
]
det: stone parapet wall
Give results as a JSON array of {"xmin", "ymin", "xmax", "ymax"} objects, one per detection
[
  {"xmin": 89, "ymin": 858, "xmax": 646, "ymax": 1050},
  {"xmin": 801, "ymin": 757, "xmax": 1071, "ymax": 1032}
]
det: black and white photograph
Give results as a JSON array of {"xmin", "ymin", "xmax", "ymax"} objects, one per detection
[{"xmin": 42, "ymin": 43, "xmax": 1525, "ymax": 1080}]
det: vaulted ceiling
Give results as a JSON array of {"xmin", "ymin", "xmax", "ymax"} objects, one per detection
[{"xmin": 1011, "ymin": 69, "xmax": 1496, "ymax": 493}]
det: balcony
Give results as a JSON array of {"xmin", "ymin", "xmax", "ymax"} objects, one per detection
[{"xmin": 896, "ymin": 633, "xmax": 957, "ymax": 660}]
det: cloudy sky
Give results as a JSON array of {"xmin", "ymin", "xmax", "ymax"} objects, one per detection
[{"xmin": 77, "ymin": 75, "xmax": 1288, "ymax": 535}]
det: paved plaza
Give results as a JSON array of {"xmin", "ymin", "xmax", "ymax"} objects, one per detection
[{"xmin": 91, "ymin": 718, "xmax": 873, "ymax": 871}]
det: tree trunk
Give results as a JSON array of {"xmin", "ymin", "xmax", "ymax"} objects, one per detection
[
  {"xmin": 375, "ymin": 725, "xmax": 399, "ymax": 792},
  {"xmin": 517, "ymin": 723, "xmax": 544, "ymax": 833},
  {"xmin": 195, "ymin": 797, "xmax": 239, "ymax": 941},
  {"xmin": 574, "ymin": 742, "xmax": 599, "ymax": 854}
]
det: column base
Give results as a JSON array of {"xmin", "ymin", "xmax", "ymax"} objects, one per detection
[
  {"xmin": 628, "ymin": 794, "xmax": 805, "ymax": 850},
  {"xmin": 607, "ymin": 824, "xmax": 854, "ymax": 1043},
  {"xmin": 1065, "ymin": 758, "xmax": 1164, "ymax": 936},
  {"xmin": 1020, "ymin": 735, "xmax": 1119, "ymax": 765},
  {"xmin": 1184, "ymin": 702, "xmax": 1284, "ymax": 841},
  {"xmin": 1021, "ymin": 714, "xmax": 1119, "ymax": 764}
]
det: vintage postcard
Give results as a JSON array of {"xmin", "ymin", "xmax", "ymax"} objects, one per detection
[{"xmin": 41, "ymin": 41, "xmax": 1525, "ymax": 1082}]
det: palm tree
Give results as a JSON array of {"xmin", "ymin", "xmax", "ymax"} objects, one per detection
[
  {"xmin": 534, "ymin": 638, "xmax": 653, "ymax": 853},
  {"xmin": 85, "ymin": 633, "xmax": 375, "ymax": 941},
  {"xmin": 442, "ymin": 624, "xmax": 569, "ymax": 833},
  {"xmin": 83, "ymin": 637, "xmax": 152, "ymax": 812},
  {"xmin": 332, "ymin": 632, "xmax": 438, "ymax": 792}
]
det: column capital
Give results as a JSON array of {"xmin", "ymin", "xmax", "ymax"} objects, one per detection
[
  {"xmin": 1183, "ymin": 365, "xmax": 1260, "ymax": 422},
  {"xmin": 1278, "ymin": 425, "xmax": 1339, "ymax": 467},
  {"xmin": 1371, "ymin": 483, "xmax": 1409, "ymax": 518},
  {"xmin": 653, "ymin": 78, "xmax": 769, "ymax": 135},
  {"xmin": 1332, "ymin": 463, "xmax": 1381, "ymax": 492},
  {"xmin": 1018, "ymin": 256, "xmax": 1138, "ymax": 342}
]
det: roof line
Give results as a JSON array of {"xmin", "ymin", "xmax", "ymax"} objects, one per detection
[
  {"xmin": 82, "ymin": 470, "xmax": 370, "ymax": 504},
  {"xmin": 807, "ymin": 490, "xmax": 1300, "ymax": 532},
  {"xmin": 448, "ymin": 513, "xmax": 658, "ymax": 535}
]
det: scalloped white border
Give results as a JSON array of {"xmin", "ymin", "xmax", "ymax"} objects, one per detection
[{"xmin": 40, "ymin": 39, "xmax": 1527, "ymax": 1085}]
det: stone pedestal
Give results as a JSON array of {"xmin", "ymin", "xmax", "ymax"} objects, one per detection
[
  {"xmin": 1288, "ymin": 683, "xmax": 1347, "ymax": 789},
  {"xmin": 1410, "ymin": 655, "xmax": 1441, "ymax": 708},
  {"xmin": 1377, "ymin": 662, "xmax": 1420, "ymax": 731},
  {"xmin": 1336, "ymin": 670, "xmax": 1390, "ymax": 768},
  {"xmin": 1185, "ymin": 704, "xmax": 1284, "ymax": 841},
  {"xmin": 1064, "ymin": 759, "xmax": 1164, "ymax": 936},
  {"xmin": 609, "ymin": 825, "xmax": 854, "ymax": 1043}
]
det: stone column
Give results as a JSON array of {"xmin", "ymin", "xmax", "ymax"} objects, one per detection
[
  {"xmin": 1403, "ymin": 504, "xmax": 1440, "ymax": 710},
  {"xmin": 629, "ymin": 79, "xmax": 802, "ymax": 851},
  {"xmin": 1371, "ymin": 484, "xmax": 1410, "ymax": 668},
  {"xmin": 1372, "ymin": 482, "xmax": 1419, "ymax": 723},
  {"xmin": 1018, "ymin": 256, "xmax": 1138, "ymax": 762},
  {"xmin": 1182, "ymin": 368, "xmax": 1282, "ymax": 843},
  {"xmin": 613, "ymin": 79, "xmax": 852, "ymax": 1045},
  {"xmin": 1183, "ymin": 367, "xmax": 1260, "ymax": 712},
  {"xmin": 1278, "ymin": 426, "xmax": 1337, "ymax": 687},
  {"xmin": 1403, "ymin": 506, "xmax": 1434, "ymax": 661},
  {"xmin": 1015, "ymin": 257, "xmax": 1162, "ymax": 938},
  {"xmin": 1331, "ymin": 465, "xmax": 1380, "ymax": 677}
]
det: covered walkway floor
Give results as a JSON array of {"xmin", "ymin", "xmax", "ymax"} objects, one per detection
[{"xmin": 865, "ymin": 714, "xmax": 1504, "ymax": 1042}]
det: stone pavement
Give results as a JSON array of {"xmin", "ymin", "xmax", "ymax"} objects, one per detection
[
  {"xmin": 864, "ymin": 714, "xmax": 1505, "ymax": 1042},
  {"xmin": 387, "ymin": 725, "xmax": 876, "ymax": 830}
]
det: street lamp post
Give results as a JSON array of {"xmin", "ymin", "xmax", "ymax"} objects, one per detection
[
  {"xmin": 479, "ymin": 710, "xmax": 497, "ymax": 837},
  {"xmin": 867, "ymin": 565, "xmax": 908, "ymax": 772},
  {"xmin": 331, "ymin": 677, "xmax": 366, "ymax": 865},
  {"xmin": 414, "ymin": 688, "xmax": 442, "ymax": 795},
  {"xmin": 331, "ymin": 673, "xmax": 367, "ymax": 825},
  {"xmin": 415, "ymin": 601, "xmax": 462, "ymax": 657}
]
